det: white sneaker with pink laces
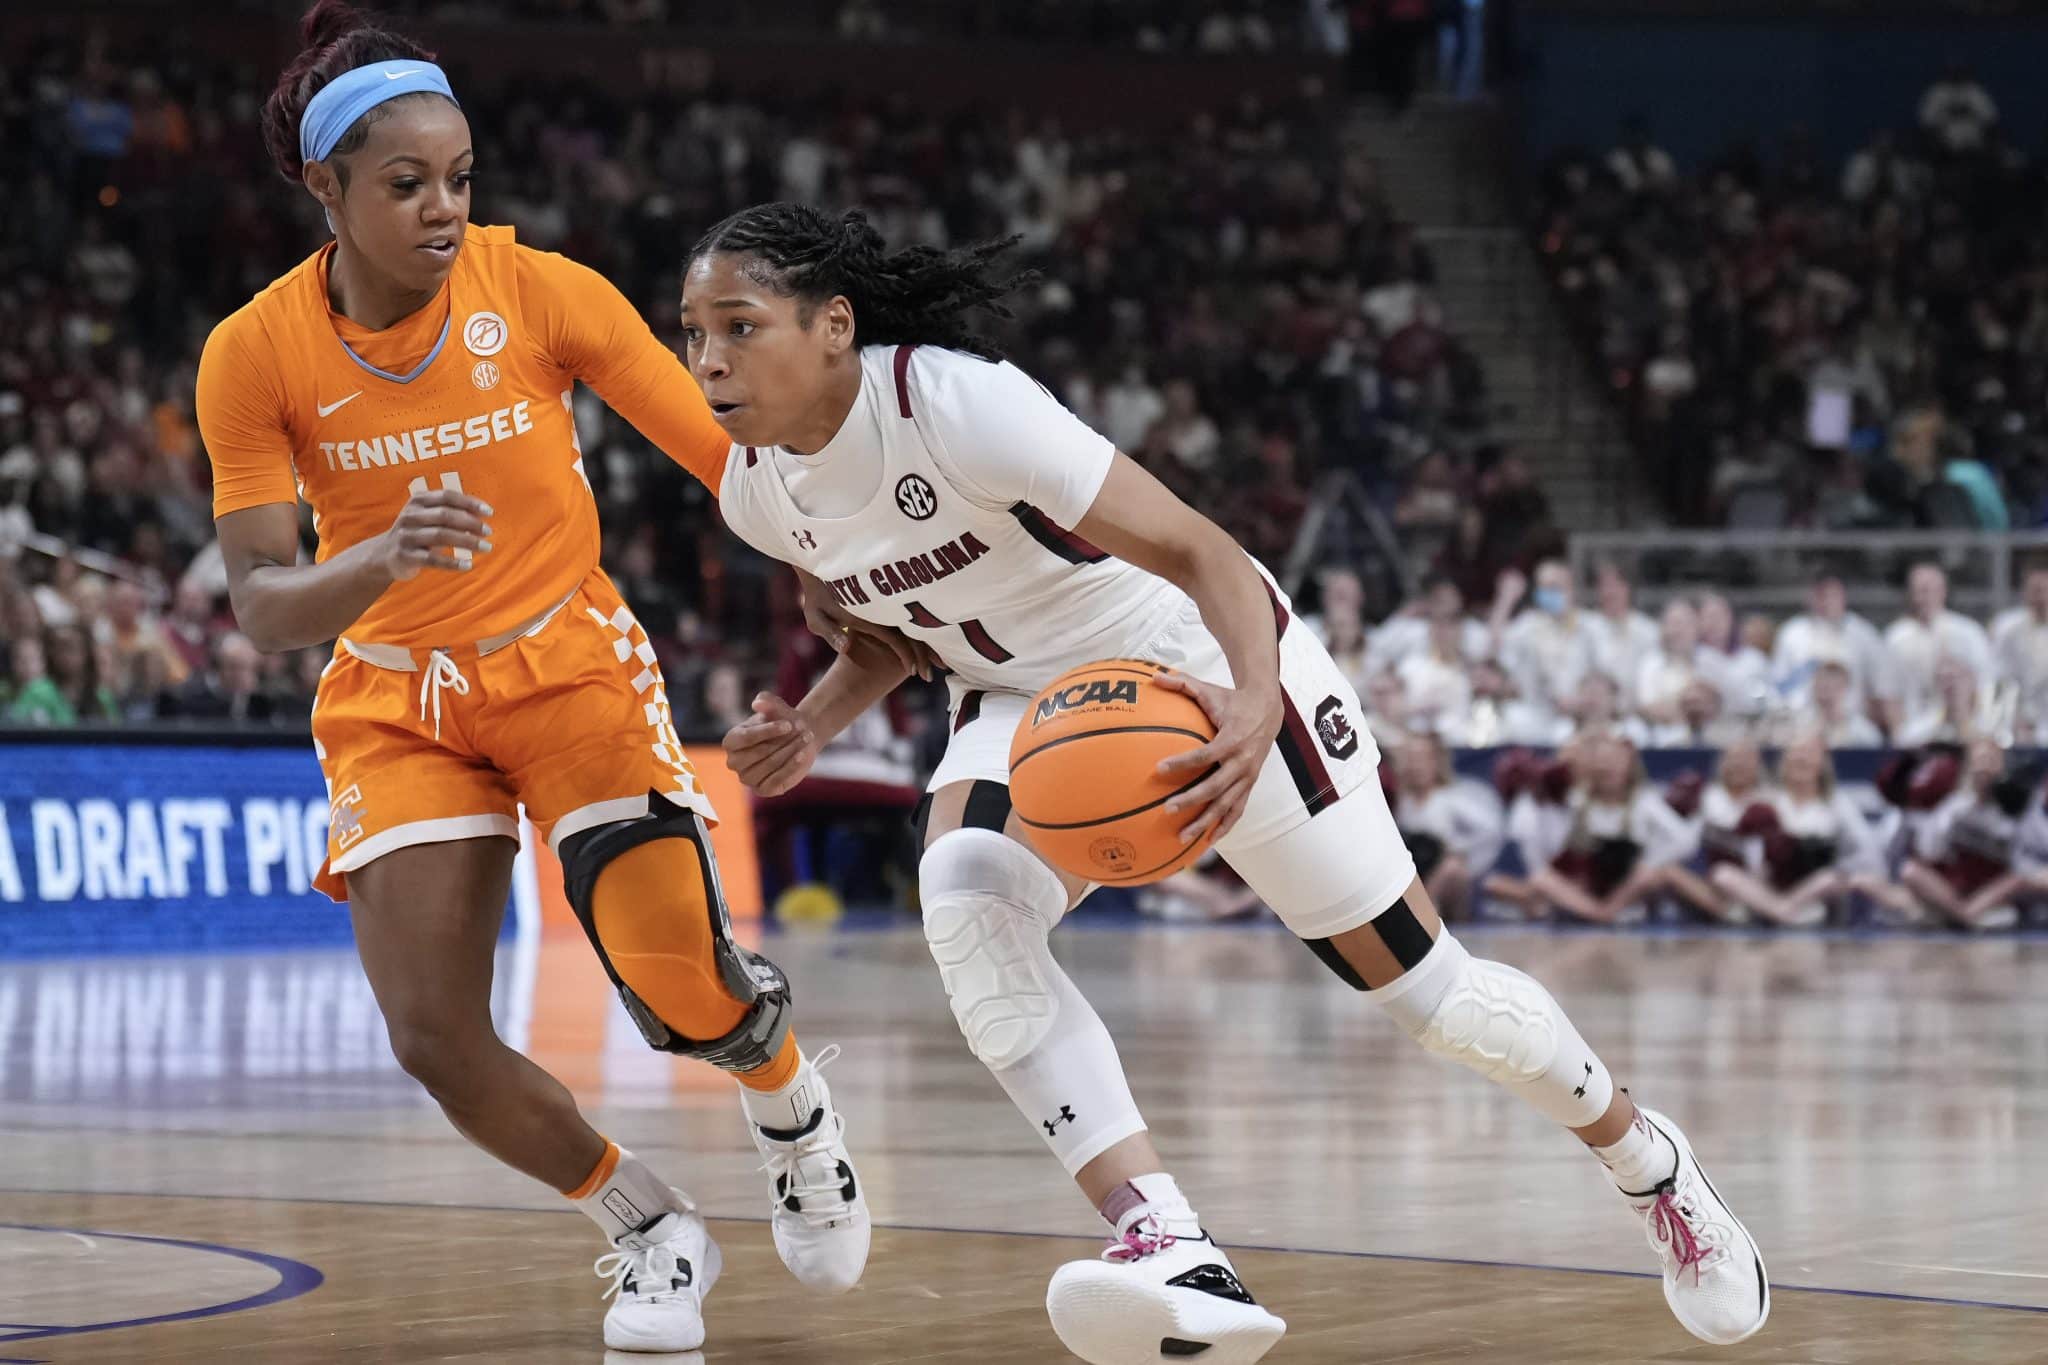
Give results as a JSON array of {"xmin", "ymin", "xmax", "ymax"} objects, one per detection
[
  {"xmin": 1620, "ymin": 1108, "xmax": 1770, "ymax": 1345},
  {"xmin": 1046, "ymin": 1219, "xmax": 1286, "ymax": 1365}
]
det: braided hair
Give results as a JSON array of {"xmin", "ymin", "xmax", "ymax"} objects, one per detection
[{"xmin": 689, "ymin": 203, "xmax": 1036, "ymax": 361}]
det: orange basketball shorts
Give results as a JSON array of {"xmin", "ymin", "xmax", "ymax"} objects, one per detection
[{"xmin": 309, "ymin": 567, "xmax": 713, "ymax": 901}]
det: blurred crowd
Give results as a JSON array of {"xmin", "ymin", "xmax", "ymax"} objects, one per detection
[
  {"xmin": 1379, "ymin": 721, "xmax": 2048, "ymax": 934},
  {"xmin": 386, "ymin": 0, "xmax": 1322, "ymax": 51},
  {"xmin": 1353, "ymin": 554, "xmax": 2048, "ymax": 933},
  {"xmin": 1335, "ymin": 555, "xmax": 2048, "ymax": 753},
  {"xmin": 1539, "ymin": 67, "xmax": 2048, "ymax": 532},
  {"xmin": 0, "ymin": 25, "xmax": 1493, "ymax": 732}
]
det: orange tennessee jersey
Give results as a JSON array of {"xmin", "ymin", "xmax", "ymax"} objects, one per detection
[{"xmin": 195, "ymin": 224, "xmax": 726, "ymax": 647}]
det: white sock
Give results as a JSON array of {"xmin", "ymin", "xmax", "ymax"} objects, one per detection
[
  {"xmin": 1100, "ymin": 1172, "xmax": 1203, "ymax": 1240},
  {"xmin": 1592, "ymin": 1108, "xmax": 1677, "ymax": 1194},
  {"xmin": 567, "ymin": 1143, "xmax": 685, "ymax": 1244},
  {"xmin": 740, "ymin": 1050, "xmax": 820, "ymax": 1135}
]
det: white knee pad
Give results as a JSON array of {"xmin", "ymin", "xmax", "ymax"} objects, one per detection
[
  {"xmin": 919, "ymin": 828, "xmax": 1068, "ymax": 1072},
  {"xmin": 920, "ymin": 829, "xmax": 1146, "ymax": 1172},
  {"xmin": 1367, "ymin": 931, "xmax": 1614, "ymax": 1128}
]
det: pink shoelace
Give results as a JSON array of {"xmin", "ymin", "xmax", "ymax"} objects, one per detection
[
  {"xmin": 1649, "ymin": 1183, "xmax": 1710, "ymax": 1285},
  {"xmin": 1105, "ymin": 1214, "xmax": 1179, "ymax": 1263}
]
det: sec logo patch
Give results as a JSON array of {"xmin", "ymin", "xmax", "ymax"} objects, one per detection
[
  {"xmin": 895, "ymin": 473, "xmax": 938, "ymax": 521},
  {"xmin": 471, "ymin": 360, "xmax": 500, "ymax": 391}
]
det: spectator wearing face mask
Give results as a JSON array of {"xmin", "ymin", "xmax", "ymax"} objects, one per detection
[{"xmin": 1497, "ymin": 559, "xmax": 1598, "ymax": 731}]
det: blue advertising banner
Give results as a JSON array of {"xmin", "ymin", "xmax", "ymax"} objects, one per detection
[{"xmin": 0, "ymin": 740, "xmax": 349, "ymax": 956}]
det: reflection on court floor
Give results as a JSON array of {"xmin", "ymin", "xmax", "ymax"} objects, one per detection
[{"xmin": 2, "ymin": 922, "xmax": 2045, "ymax": 1361}]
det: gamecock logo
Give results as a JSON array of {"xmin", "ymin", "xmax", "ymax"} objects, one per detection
[{"xmin": 1315, "ymin": 696, "xmax": 1359, "ymax": 760}]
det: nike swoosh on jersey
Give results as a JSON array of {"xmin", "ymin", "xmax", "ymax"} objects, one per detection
[{"xmin": 316, "ymin": 391, "xmax": 364, "ymax": 417}]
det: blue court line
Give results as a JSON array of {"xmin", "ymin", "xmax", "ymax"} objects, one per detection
[
  {"xmin": 0, "ymin": 1223, "xmax": 322, "ymax": 1345},
  {"xmin": 4, "ymin": 1186, "xmax": 2042, "ymax": 1320}
]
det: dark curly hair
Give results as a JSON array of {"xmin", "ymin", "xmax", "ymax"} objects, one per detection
[
  {"xmin": 261, "ymin": 0, "xmax": 445, "ymax": 186},
  {"xmin": 689, "ymin": 203, "xmax": 1036, "ymax": 361}
]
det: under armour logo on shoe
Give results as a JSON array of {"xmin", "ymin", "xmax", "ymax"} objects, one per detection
[
  {"xmin": 1043, "ymin": 1105, "xmax": 1076, "ymax": 1136},
  {"xmin": 1574, "ymin": 1062, "xmax": 1593, "ymax": 1100}
]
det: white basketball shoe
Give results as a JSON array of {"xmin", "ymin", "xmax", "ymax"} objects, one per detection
[
  {"xmin": 593, "ymin": 1193, "xmax": 723, "ymax": 1353},
  {"xmin": 749, "ymin": 1045, "xmax": 871, "ymax": 1293},
  {"xmin": 1620, "ymin": 1108, "xmax": 1769, "ymax": 1345},
  {"xmin": 1047, "ymin": 1220, "xmax": 1286, "ymax": 1365}
]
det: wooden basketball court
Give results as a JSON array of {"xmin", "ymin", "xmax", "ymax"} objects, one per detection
[{"xmin": 3, "ymin": 921, "xmax": 2043, "ymax": 1362}]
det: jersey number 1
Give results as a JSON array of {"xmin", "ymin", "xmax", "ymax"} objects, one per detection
[
  {"xmin": 904, "ymin": 600, "xmax": 1012, "ymax": 663},
  {"xmin": 410, "ymin": 472, "xmax": 473, "ymax": 568}
]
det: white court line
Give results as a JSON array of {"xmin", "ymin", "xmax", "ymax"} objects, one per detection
[{"xmin": 1870, "ymin": 1260, "xmax": 2048, "ymax": 1281}]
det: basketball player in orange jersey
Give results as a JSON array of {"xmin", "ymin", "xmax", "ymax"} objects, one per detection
[
  {"xmin": 693, "ymin": 205, "xmax": 1769, "ymax": 1364},
  {"xmin": 192, "ymin": 7, "xmax": 868, "ymax": 1350}
]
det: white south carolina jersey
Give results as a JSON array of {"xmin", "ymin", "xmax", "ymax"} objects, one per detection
[
  {"xmin": 718, "ymin": 343, "xmax": 1398, "ymax": 898},
  {"xmin": 717, "ymin": 344, "xmax": 1189, "ymax": 693}
]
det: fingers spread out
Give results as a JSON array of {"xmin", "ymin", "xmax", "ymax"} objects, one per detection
[{"xmin": 1158, "ymin": 739, "xmax": 1221, "ymax": 776}]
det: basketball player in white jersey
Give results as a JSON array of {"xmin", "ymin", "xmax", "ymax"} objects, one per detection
[{"xmin": 680, "ymin": 204, "xmax": 1769, "ymax": 1363}]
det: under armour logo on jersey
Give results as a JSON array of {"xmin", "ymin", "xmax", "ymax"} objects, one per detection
[
  {"xmin": 895, "ymin": 473, "xmax": 938, "ymax": 521},
  {"xmin": 793, "ymin": 529, "xmax": 818, "ymax": 551},
  {"xmin": 1042, "ymin": 1105, "xmax": 1076, "ymax": 1136},
  {"xmin": 1315, "ymin": 696, "xmax": 1360, "ymax": 760},
  {"xmin": 1574, "ymin": 1061, "xmax": 1593, "ymax": 1099}
]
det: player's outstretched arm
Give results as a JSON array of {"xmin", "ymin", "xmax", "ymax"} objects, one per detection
[
  {"xmin": 796, "ymin": 567, "xmax": 938, "ymax": 680},
  {"xmin": 1072, "ymin": 453, "xmax": 1283, "ymax": 844},
  {"xmin": 217, "ymin": 487, "xmax": 493, "ymax": 652},
  {"xmin": 722, "ymin": 634, "xmax": 911, "ymax": 797}
]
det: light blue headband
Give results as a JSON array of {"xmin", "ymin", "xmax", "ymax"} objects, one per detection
[{"xmin": 299, "ymin": 59, "xmax": 458, "ymax": 166}]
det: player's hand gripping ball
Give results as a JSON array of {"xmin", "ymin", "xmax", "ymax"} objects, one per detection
[{"xmin": 1008, "ymin": 660, "xmax": 1223, "ymax": 884}]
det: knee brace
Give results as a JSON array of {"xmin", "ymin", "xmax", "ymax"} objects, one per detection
[
  {"xmin": 920, "ymin": 827, "xmax": 1146, "ymax": 1173},
  {"xmin": 919, "ymin": 828, "xmax": 1067, "ymax": 1070},
  {"xmin": 561, "ymin": 793, "xmax": 791, "ymax": 1073},
  {"xmin": 1366, "ymin": 931, "xmax": 1614, "ymax": 1128}
]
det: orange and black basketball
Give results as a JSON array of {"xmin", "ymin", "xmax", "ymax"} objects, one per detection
[{"xmin": 1008, "ymin": 659, "xmax": 1219, "ymax": 885}]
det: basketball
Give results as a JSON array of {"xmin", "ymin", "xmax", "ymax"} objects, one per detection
[{"xmin": 1008, "ymin": 659, "xmax": 1219, "ymax": 885}]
